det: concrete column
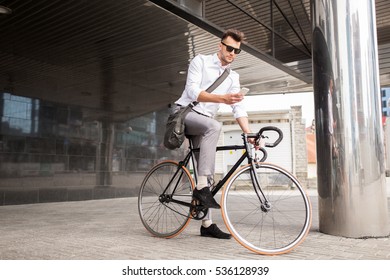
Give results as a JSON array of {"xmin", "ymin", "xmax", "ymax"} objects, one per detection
[
  {"xmin": 95, "ymin": 121, "xmax": 115, "ymax": 187},
  {"xmin": 312, "ymin": 0, "xmax": 389, "ymax": 237}
]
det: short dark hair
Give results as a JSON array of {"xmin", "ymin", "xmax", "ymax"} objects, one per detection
[{"xmin": 221, "ymin": 29, "xmax": 245, "ymax": 42}]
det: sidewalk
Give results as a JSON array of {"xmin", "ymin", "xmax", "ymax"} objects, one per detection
[{"xmin": 0, "ymin": 186, "xmax": 389, "ymax": 260}]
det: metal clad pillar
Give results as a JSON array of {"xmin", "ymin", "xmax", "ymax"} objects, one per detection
[{"xmin": 312, "ymin": 0, "xmax": 389, "ymax": 237}]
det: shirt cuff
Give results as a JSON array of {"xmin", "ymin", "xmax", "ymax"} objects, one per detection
[{"xmin": 232, "ymin": 104, "xmax": 248, "ymax": 119}]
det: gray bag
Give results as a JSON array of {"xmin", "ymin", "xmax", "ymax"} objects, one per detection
[
  {"xmin": 163, "ymin": 68, "xmax": 230, "ymax": 150},
  {"xmin": 163, "ymin": 104, "xmax": 195, "ymax": 150}
]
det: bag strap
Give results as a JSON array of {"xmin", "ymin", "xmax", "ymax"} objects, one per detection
[
  {"xmin": 189, "ymin": 67, "xmax": 230, "ymax": 108},
  {"xmin": 177, "ymin": 68, "xmax": 231, "ymax": 119},
  {"xmin": 206, "ymin": 68, "xmax": 231, "ymax": 94}
]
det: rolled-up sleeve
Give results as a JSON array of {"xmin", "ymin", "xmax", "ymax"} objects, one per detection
[
  {"xmin": 184, "ymin": 55, "xmax": 204, "ymax": 101},
  {"xmin": 232, "ymin": 103, "xmax": 248, "ymax": 119},
  {"xmin": 229, "ymin": 71, "xmax": 248, "ymax": 119}
]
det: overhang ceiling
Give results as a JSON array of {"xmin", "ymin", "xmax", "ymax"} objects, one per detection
[{"xmin": 1, "ymin": 0, "xmax": 390, "ymax": 122}]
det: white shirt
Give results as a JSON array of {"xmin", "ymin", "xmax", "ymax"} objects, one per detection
[{"xmin": 175, "ymin": 53, "xmax": 248, "ymax": 119}]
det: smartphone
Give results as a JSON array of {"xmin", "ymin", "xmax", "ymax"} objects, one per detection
[{"xmin": 240, "ymin": 87, "xmax": 250, "ymax": 95}]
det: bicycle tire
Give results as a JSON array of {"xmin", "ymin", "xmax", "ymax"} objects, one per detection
[
  {"xmin": 221, "ymin": 163, "xmax": 312, "ymax": 255},
  {"xmin": 138, "ymin": 160, "xmax": 194, "ymax": 238}
]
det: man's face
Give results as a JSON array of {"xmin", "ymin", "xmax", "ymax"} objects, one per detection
[{"xmin": 218, "ymin": 36, "xmax": 241, "ymax": 66}]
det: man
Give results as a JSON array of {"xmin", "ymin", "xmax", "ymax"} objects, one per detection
[{"xmin": 175, "ymin": 29, "xmax": 253, "ymax": 239}]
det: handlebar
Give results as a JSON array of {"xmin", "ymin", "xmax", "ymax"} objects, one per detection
[
  {"xmin": 246, "ymin": 126, "xmax": 283, "ymax": 148},
  {"xmin": 257, "ymin": 147, "xmax": 268, "ymax": 162}
]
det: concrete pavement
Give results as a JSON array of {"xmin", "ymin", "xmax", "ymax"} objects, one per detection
[{"xmin": 0, "ymin": 188, "xmax": 389, "ymax": 260}]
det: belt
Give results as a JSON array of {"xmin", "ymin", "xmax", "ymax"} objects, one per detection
[
  {"xmin": 192, "ymin": 109, "xmax": 211, "ymax": 118},
  {"xmin": 176, "ymin": 104, "xmax": 211, "ymax": 118}
]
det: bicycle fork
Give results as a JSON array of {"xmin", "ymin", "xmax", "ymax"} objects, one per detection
[
  {"xmin": 249, "ymin": 164, "xmax": 272, "ymax": 212},
  {"xmin": 247, "ymin": 146, "xmax": 271, "ymax": 212}
]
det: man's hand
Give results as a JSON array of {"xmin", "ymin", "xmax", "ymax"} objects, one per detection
[
  {"xmin": 236, "ymin": 116, "xmax": 258, "ymax": 147},
  {"xmin": 222, "ymin": 93, "xmax": 244, "ymax": 105}
]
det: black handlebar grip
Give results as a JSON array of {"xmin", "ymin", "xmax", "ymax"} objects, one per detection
[{"xmin": 258, "ymin": 126, "xmax": 283, "ymax": 148}]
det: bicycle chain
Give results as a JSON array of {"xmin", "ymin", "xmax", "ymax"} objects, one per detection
[{"xmin": 159, "ymin": 199, "xmax": 208, "ymax": 220}]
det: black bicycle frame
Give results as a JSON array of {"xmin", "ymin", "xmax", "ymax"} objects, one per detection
[
  {"xmin": 186, "ymin": 138, "xmax": 254, "ymax": 196},
  {"xmin": 163, "ymin": 135, "xmax": 271, "ymax": 209},
  {"xmin": 161, "ymin": 143, "xmax": 247, "ymax": 208}
]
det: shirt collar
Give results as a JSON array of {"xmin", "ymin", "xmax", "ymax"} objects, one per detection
[{"xmin": 213, "ymin": 53, "xmax": 230, "ymax": 70}]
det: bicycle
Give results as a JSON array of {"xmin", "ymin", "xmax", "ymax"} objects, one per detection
[{"xmin": 138, "ymin": 126, "xmax": 312, "ymax": 255}]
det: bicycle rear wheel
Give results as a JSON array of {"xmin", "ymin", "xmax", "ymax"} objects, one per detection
[
  {"xmin": 138, "ymin": 161, "xmax": 194, "ymax": 238},
  {"xmin": 221, "ymin": 163, "xmax": 312, "ymax": 255}
]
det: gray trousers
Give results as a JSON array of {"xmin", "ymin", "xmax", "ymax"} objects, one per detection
[
  {"xmin": 183, "ymin": 110, "xmax": 222, "ymax": 177},
  {"xmin": 184, "ymin": 109, "xmax": 222, "ymax": 223}
]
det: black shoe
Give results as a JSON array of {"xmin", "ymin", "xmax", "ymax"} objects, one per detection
[
  {"xmin": 193, "ymin": 187, "xmax": 220, "ymax": 209},
  {"xmin": 201, "ymin": 224, "xmax": 232, "ymax": 239}
]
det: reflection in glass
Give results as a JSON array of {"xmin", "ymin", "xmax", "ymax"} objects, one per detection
[{"xmin": 0, "ymin": 92, "xmax": 185, "ymax": 204}]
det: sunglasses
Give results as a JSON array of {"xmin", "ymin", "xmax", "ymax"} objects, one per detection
[{"xmin": 221, "ymin": 41, "xmax": 241, "ymax": 54}]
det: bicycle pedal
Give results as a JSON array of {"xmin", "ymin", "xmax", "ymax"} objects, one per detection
[
  {"xmin": 190, "ymin": 205, "xmax": 208, "ymax": 220},
  {"xmin": 190, "ymin": 199, "xmax": 199, "ymax": 208}
]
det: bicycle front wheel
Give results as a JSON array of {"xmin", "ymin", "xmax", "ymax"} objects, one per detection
[
  {"xmin": 221, "ymin": 163, "xmax": 312, "ymax": 255},
  {"xmin": 138, "ymin": 161, "xmax": 194, "ymax": 238}
]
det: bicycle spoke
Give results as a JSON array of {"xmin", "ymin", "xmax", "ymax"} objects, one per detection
[
  {"xmin": 222, "ymin": 163, "xmax": 311, "ymax": 255},
  {"xmin": 138, "ymin": 161, "xmax": 194, "ymax": 238}
]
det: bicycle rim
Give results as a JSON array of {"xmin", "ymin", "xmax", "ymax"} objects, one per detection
[
  {"xmin": 221, "ymin": 163, "xmax": 312, "ymax": 255},
  {"xmin": 138, "ymin": 161, "xmax": 194, "ymax": 238}
]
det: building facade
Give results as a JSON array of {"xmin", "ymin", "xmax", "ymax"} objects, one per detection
[
  {"xmin": 216, "ymin": 106, "xmax": 311, "ymax": 188},
  {"xmin": 0, "ymin": 93, "xmax": 185, "ymax": 205}
]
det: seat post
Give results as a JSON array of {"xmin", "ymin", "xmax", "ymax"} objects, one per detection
[{"xmin": 186, "ymin": 136, "xmax": 198, "ymax": 185}]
